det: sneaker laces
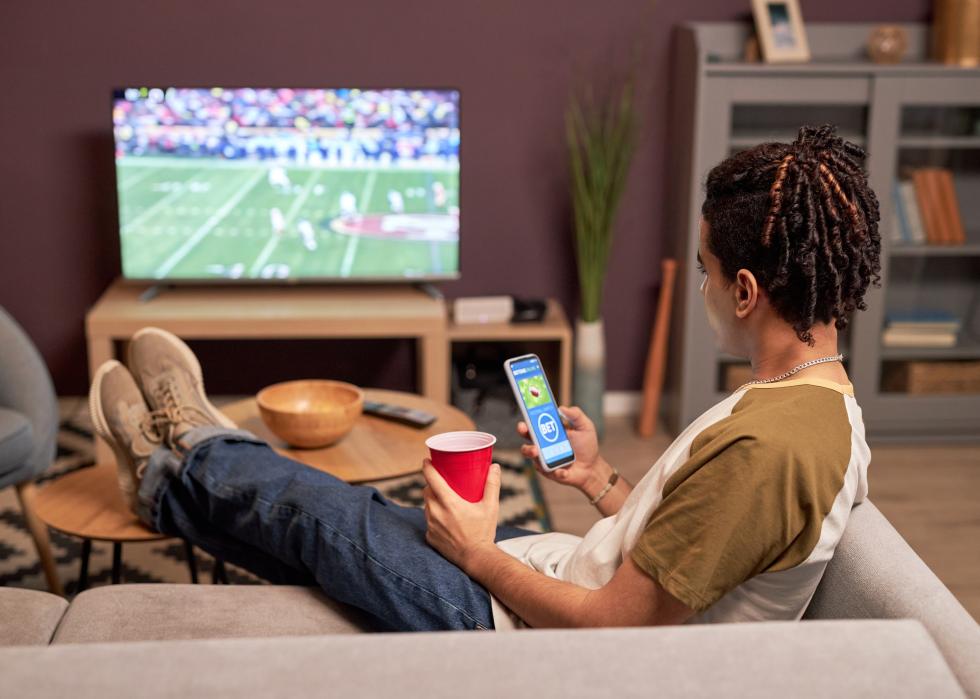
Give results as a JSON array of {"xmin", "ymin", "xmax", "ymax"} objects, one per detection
[
  {"xmin": 134, "ymin": 403, "xmax": 215, "ymax": 478},
  {"xmin": 148, "ymin": 376, "xmax": 218, "ymax": 449}
]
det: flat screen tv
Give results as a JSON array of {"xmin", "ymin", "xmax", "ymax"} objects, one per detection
[{"xmin": 112, "ymin": 87, "xmax": 460, "ymax": 282}]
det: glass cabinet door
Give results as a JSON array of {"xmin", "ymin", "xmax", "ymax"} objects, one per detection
[{"xmin": 880, "ymin": 104, "xmax": 980, "ymax": 397}]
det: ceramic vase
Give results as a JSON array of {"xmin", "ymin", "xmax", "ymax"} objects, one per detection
[{"xmin": 574, "ymin": 318, "xmax": 605, "ymax": 441}]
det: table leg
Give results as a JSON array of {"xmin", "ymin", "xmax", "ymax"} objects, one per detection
[
  {"xmin": 77, "ymin": 539, "xmax": 92, "ymax": 593},
  {"xmin": 184, "ymin": 540, "xmax": 199, "ymax": 584},
  {"xmin": 212, "ymin": 559, "xmax": 228, "ymax": 585},
  {"xmin": 419, "ymin": 331, "xmax": 449, "ymax": 403},
  {"xmin": 111, "ymin": 542, "xmax": 122, "ymax": 584}
]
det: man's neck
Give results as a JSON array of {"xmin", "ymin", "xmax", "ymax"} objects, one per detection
[{"xmin": 748, "ymin": 323, "xmax": 846, "ymax": 382}]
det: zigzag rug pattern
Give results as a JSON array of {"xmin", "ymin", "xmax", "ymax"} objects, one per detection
[{"xmin": 0, "ymin": 402, "xmax": 550, "ymax": 595}]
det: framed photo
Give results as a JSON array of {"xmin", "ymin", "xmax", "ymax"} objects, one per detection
[{"xmin": 751, "ymin": 0, "xmax": 810, "ymax": 63}]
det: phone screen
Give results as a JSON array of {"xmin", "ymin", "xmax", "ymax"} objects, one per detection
[{"xmin": 506, "ymin": 355, "xmax": 574, "ymax": 469}]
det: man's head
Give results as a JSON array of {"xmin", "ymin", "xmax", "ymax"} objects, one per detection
[{"xmin": 698, "ymin": 124, "xmax": 881, "ymax": 355}]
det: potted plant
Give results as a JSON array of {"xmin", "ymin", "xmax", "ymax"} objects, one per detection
[{"xmin": 566, "ymin": 75, "xmax": 637, "ymax": 439}]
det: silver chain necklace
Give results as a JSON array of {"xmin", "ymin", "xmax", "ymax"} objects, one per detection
[{"xmin": 737, "ymin": 354, "xmax": 844, "ymax": 391}]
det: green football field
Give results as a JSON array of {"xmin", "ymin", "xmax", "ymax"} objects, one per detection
[
  {"xmin": 518, "ymin": 375, "xmax": 552, "ymax": 409},
  {"xmin": 116, "ymin": 158, "xmax": 459, "ymax": 280}
]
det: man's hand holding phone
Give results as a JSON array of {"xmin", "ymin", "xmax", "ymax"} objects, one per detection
[{"xmin": 517, "ymin": 406, "xmax": 613, "ymax": 494}]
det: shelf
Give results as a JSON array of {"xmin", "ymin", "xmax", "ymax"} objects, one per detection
[
  {"xmin": 448, "ymin": 299, "xmax": 570, "ymax": 342},
  {"xmin": 706, "ymin": 61, "xmax": 980, "ymax": 78},
  {"xmin": 890, "ymin": 243, "xmax": 980, "ymax": 257},
  {"xmin": 881, "ymin": 342, "xmax": 980, "ymax": 361},
  {"xmin": 898, "ymin": 136, "xmax": 980, "ymax": 149}
]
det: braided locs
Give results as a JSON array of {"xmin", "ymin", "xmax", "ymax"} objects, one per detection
[{"xmin": 701, "ymin": 124, "xmax": 881, "ymax": 346}]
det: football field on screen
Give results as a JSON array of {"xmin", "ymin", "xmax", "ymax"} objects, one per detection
[{"xmin": 116, "ymin": 159, "xmax": 459, "ymax": 280}]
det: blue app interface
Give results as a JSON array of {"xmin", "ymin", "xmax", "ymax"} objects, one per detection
[{"xmin": 510, "ymin": 357, "xmax": 573, "ymax": 465}]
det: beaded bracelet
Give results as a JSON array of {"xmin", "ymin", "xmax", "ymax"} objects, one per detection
[{"xmin": 588, "ymin": 467, "xmax": 620, "ymax": 506}]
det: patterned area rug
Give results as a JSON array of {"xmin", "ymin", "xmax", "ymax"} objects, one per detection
[{"xmin": 0, "ymin": 400, "xmax": 551, "ymax": 596}]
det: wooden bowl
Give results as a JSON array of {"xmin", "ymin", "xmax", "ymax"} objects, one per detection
[{"xmin": 256, "ymin": 380, "xmax": 364, "ymax": 448}]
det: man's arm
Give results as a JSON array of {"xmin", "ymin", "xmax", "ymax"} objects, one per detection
[
  {"xmin": 462, "ymin": 544, "xmax": 694, "ymax": 628},
  {"xmin": 422, "ymin": 460, "xmax": 693, "ymax": 628}
]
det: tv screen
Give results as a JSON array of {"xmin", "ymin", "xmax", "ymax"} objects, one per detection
[{"xmin": 112, "ymin": 87, "xmax": 460, "ymax": 282}]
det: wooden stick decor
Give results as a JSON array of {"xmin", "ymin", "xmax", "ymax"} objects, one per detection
[{"xmin": 637, "ymin": 258, "xmax": 677, "ymax": 438}]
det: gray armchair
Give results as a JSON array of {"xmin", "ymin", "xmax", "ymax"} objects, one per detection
[{"xmin": 0, "ymin": 307, "xmax": 62, "ymax": 595}]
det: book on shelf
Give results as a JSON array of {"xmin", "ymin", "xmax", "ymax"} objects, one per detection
[
  {"xmin": 885, "ymin": 310, "xmax": 961, "ymax": 332},
  {"xmin": 912, "ymin": 169, "xmax": 942, "ymax": 245},
  {"xmin": 881, "ymin": 329, "xmax": 958, "ymax": 348},
  {"xmin": 910, "ymin": 168, "xmax": 967, "ymax": 245},
  {"xmin": 937, "ymin": 169, "xmax": 966, "ymax": 245},
  {"xmin": 894, "ymin": 180, "xmax": 927, "ymax": 245},
  {"xmin": 882, "ymin": 310, "xmax": 961, "ymax": 348},
  {"xmin": 891, "ymin": 181, "xmax": 909, "ymax": 244}
]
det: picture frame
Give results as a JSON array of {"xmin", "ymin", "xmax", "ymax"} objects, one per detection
[{"xmin": 751, "ymin": 0, "xmax": 811, "ymax": 63}]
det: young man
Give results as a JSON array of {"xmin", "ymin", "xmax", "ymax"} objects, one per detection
[{"xmin": 90, "ymin": 124, "xmax": 878, "ymax": 631}]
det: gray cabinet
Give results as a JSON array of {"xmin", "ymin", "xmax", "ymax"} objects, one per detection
[{"xmin": 665, "ymin": 22, "xmax": 980, "ymax": 439}]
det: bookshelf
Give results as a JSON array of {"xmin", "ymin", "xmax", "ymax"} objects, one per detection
[{"xmin": 665, "ymin": 22, "xmax": 980, "ymax": 439}]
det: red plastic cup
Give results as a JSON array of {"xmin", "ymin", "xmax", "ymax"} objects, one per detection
[{"xmin": 425, "ymin": 431, "xmax": 497, "ymax": 502}]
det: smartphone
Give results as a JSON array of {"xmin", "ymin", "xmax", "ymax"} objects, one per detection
[{"xmin": 504, "ymin": 354, "xmax": 575, "ymax": 471}]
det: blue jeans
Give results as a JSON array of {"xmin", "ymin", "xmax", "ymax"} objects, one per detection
[{"xmin": 137, "ymin": 427, "xmax": 535, "ymax": 631}]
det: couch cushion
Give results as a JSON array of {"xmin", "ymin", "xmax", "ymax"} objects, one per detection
[
  {"xmin": 805, "ymin": 500, "xmax": 980, "ymax": 698},
  {"xmin": 53, "ymin": 584, "xmax": 373, "ymax": 643},
  {"xmin": 0, "ymin": 620, "xmax": 965, "ymax": 698},
  {"xmin": 0, "ymin": 407, "xmax": 33, "ymax": 483},
  {"xmin": 0, "ymin": 587, "xmax": 68, "ymax": 646}
]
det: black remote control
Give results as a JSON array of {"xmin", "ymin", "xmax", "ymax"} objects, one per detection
[{"xmin": 362, "ymin": 400, "xmax": 437, "ymax": 428}]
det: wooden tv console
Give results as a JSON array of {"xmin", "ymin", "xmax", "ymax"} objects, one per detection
[{"xmin": 86, "ymin": 280, "xmax": 571, "ymax": 464}]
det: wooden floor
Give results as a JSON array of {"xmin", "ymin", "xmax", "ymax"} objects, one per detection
[{"xmin": 506, "ymin": 415, "xmax": 980, "ymax": 622}]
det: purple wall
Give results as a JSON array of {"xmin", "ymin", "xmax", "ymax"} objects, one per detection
[{"xmin": 0, "ymin": 1, "xmax": 929, "ymax": 395}]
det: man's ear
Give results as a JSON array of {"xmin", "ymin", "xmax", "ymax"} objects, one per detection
[{"xmin": 733, "ymin": 269, "xmax": 759, "ymax": 319}]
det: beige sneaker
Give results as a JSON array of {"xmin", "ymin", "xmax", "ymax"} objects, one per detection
[
  {"xmin": 127, "ymin": 327, "xmax": 237, "ymax": 447},
  {"xmin": 89, "ymin": 360, "xmax": 162, "ymax": 511}
]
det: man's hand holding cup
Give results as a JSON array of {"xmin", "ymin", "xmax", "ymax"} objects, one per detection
[{"xmin": 422, "ymin": 431, "xmax": 501, "ymax": 571}]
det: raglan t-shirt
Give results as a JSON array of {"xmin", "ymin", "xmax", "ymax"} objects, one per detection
[{"xmin": 490, "ymin": 378, "xmax": 870, "ymax": 630}]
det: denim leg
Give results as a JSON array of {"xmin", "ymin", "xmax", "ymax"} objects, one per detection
[
  {"xmin": 138, "ymin": 427, "xmax": 536, "ymax": 632},
  {"xmin": 138, "ymin": 437, "xmax": 316, "ymax": 587}
]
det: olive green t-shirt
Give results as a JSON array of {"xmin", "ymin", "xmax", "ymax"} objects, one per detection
[{"xmin": 630, "ymin": 380, "xmax": 861, "ymax": 614}]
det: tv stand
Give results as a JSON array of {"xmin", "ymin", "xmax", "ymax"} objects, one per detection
[{"xmin": 86, "ymin": 280, "xmax": 449, "ymax": 463}]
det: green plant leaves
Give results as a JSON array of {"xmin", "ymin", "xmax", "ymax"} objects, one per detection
[{"xmin": 566, "ymin": 75, "xmax": 637, "ymax": 322}]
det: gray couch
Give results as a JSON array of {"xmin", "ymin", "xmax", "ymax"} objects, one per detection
[{"xmin": 2, "ymin": 500, "xmax": 978, "ymax": 697}]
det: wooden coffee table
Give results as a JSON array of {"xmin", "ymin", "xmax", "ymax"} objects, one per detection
[
  {"xmin": 32, "ymin": 463, "xmax": 213, "ymax": 592},
  {"xmin": 221, "ymin": 388, "xmax": 474, "ymax": 482}
]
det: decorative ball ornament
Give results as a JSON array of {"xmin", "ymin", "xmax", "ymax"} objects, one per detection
[{"xmin": 867, "ymin": 25, "xmax": 909, "ymax": 64}]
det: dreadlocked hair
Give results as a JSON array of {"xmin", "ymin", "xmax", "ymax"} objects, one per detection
[{"xmin": 701, "ymin": 124, "xmax": 881, "ymax": 346}]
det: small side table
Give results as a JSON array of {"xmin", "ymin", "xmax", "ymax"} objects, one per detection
[{"xmin": 32, "ymin": 462, "xmax": 218, "ymax": 592}]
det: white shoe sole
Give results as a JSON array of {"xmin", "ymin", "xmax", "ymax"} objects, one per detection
[
  {"xmin": 128, "ymin": 327, "xmax": 238, "ymax": 430},
  {"xmin": 89, "ymin": 360, "xmax": 122, "ymax": 452},
  {"xmin": 88, "ymin": 360, "xmax": 142, "ymax": 482}
]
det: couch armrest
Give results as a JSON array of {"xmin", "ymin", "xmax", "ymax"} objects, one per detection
[{"xmin": 1, "ymin": 620, "xmax": 965, "ymax": 697}]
